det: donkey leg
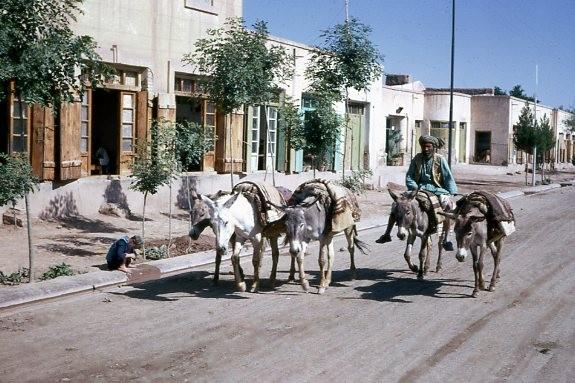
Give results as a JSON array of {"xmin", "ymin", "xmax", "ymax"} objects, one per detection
[
  {"xmin": 404, "ymin": 233, "xmax": 419, "ymax": 273},
  {"xmin": 345, "ymin": 228, "xmax": 356, "ymax": 280},
  {"xmin": 325, "ymin": 238, "xmax": 335, "ymax": 288},
  {"xmin": 296, "ymin": 243, "xmax": 309, "ymax": 292},
  {"xmin": 231, "ymin": 240, "xmax": 246, "ymax": 292},
  {"xmin": 417, "ymin": 235, "xmax": 429, "ymax": 280},
  {"xmin": 477, "ymin": 245, "xmax": 487, "ymax": 291},
  {"xmin": 213, "ymin": 248, "xmax": 223, "ymax": 285},
  {"xmin": 268, "ymin": 237, "xmax": 279, "ymax": 288},
  {"xmin": 471, "ymin": 246, "xmax": 480, "ymax": 297},
  {"xmin": 441, "ymin": 219, "xmax": 454, "ymax": 251},
  {"xmin": 250, "ymin": 236, "xmax": 264, "ymax": 293},
  {"xmin": 424, "ymin": 236, "xmax": 432, "ymax": 275},
  {"xmin": 317, "ymin": 239, "xmax": 329, "ymax": 294},
  {"xmin": 488, "ymin": 239, "xmax": 504, "ymax": 291},
  {"xmin": 288, "ymin": 255, "xmax": 296, "ymax": 282},
  {"xmin": 436, "ymin": 231, "xmax": 444, "ymax": 273}
]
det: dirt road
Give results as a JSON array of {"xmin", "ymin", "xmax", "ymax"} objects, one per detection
[{"xmin": 0, "ymin": 187, "xmax": 574, "ymax": 382}]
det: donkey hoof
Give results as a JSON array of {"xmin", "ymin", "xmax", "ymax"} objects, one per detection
[
  {"xmin": 237, "ymin": 282, "xmax": 247, "ymax": 292},
  {"xmin": 442, "ymin": 241, "xmax": 454, "ymax": 251},
  {"xmin": 249, "ymin": 284, "xmax": 259, "ymax": 293},
  {"xmin": 417, "ymin": 273, "xmax": 424, "ymax": 280},
  {"xmin": 410, "ymin": 265, "xmax": 419, "ymax": 273},
  {"xmin": 301, "ymin": 280, "xmax": 310, "ymax": 292},
  {"xmin": 487, "ymin": 285, "xmax": 495, "ymax": 292},
  {"xmin": 435, "ymin": 266, "xmax": 442, "ymax": 273},
  {"xmin": 471, "ymin": 290, "xmax": 479, "ymax": 298},
  {"xmin": 317, "ymin": 287, "xmax": 326, "ymax": 295}
]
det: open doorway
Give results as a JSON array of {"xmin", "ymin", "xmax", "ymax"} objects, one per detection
[
  {"xmin": 176, "ymin": 96, "xmax": 202, "ymax": 171},
  {"xmin": 474, "ymin": 131, "xmax": 491, "ymax": 163},
  {"xmin": 91, "ymin": 88, "xmax": 120, "ymax": 174}
]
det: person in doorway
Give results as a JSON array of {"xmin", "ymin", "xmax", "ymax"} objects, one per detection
[
  {"xmin": 375, "ymin": 135, "xmax": 458, "ymax": 248},
  {"xmin": 95, "ymin": 147, "xmax": 110, "ymax": 175},
  {"xmin": 106, "ymin": 235, "xmax": 143, "ymax": 273}
]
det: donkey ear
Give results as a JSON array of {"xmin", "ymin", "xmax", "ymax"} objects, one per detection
[
  {"xmin": 223, "ymin": 192, "xmax": 241, "ymax": 209},
  {"xmin": 388, "ymin": 189, "xmax": 400, "ymax": 201},
  {"xmin": 199, "ymin": 194, "xmax": 215, "ymax": 212}
]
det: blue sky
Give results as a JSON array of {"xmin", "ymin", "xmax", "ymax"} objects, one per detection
[{"xmin": 244, "ymin": 0, "xmax": 575, "ymax": 109}]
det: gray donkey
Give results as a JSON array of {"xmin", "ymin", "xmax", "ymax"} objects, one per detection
[{"xmin": 388, "ymin": 189, "xmax": 447, "ymax": 279}]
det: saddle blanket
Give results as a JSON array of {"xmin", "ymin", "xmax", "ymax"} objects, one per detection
[
  {"xmin": 292, "ymin": 179, "xmax": 361, "ymax": 233},
  {"xmin": 233, "ymin": 181, "xmax": 286, "ymax": 225}
]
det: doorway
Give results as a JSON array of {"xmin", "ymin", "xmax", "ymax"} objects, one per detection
[
  {"xmin": 92, "ymin": 88, "xmax": 120, "ymax": 174},
  {"xmin": 474, "ymin": 131, "xmax": 491, "ymax": 163}
]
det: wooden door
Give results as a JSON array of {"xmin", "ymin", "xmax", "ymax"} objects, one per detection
[
  {"xmin": 59, "ymin": 102, "xmax": 82, "ymax": 180},
  {"xmin": 202, "ymin": 101, "xmax": 216, "ymax": 171},
  {"xmin": 119, "ymin": 92, "xmax": 136, "ymax": 175}
]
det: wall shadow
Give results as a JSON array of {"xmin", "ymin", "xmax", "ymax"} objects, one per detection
[
  {"xmin": 176, "ymin": 175, "xmax": 198, "ymax": 211},
  {"xmin": 39, "ymin": 192, "xmax": 80, "ymax": 220},
  {"xmin": 103, "ymin": 179, "xmax": 132, "ymax": 216},
  {"xmin": 37, "ymin": 243, "xmax": 99, "ymax": 257}
]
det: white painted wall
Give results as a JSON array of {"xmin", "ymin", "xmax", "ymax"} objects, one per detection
[{"xmin": 72, "ymin": 0, "xmax": 242, "ymax": 96}]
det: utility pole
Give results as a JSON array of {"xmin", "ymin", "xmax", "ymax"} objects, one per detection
[
  {"xmin": 447, "ymin": 0, "xmax": 455, "ymax": 167},
  {"xmin": 532, "ymin": 64, "xmax": 538, "ymax": 186}
]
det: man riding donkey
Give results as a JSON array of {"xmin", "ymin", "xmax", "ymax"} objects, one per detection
[{"xmin": 375, "ymin": 134, "xmax": 457, "ymax": 250}]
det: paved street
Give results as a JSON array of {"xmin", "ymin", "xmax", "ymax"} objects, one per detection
[{"xmin": 1, "ymin": 187, "xmax": 574, "ymax": 382}]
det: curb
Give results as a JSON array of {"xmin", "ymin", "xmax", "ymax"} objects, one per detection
[{"xmin": 0, "ymin": 182, "xmax": 571, "ymax": 311}]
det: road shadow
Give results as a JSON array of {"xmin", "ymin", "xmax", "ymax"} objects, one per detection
[
  {"xmin": 352, "ymin": 267, "xmax": 472, "ymax": 302},
  {"xmin": 112, "ymin": 269, "xmax": 291, "ymax": 302}
]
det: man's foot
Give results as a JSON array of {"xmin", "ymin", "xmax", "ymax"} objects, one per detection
[
  {"xmin": 442, "ymin": 241, "xmax": 454, "ymax": 251},
  {"xmin": 375, "ymin": 233, "xmax": 392, "ymax": 244}
]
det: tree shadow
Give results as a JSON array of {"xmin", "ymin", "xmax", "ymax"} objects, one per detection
[
  {"xmin": 53, "ymin": 236, "xmax": 113, "ymax": 245},
  {"xmin": 37, "ymin": 243, "xmax": 99, "ymax": 257},
  {"xmin": 39, "ymin": 192, "xmax": 80, "ymax": 220},
  {"xmin": 57, "ymin": 216, "xmax": 128, "ymax": 234}
]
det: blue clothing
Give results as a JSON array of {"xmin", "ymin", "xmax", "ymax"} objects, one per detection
[
  {"xmin": 106, "ymin": 236, "xmax": 133, "ymax": 270},
  {"xmin": 406, "ymin": 154, "xmax": 458, "ymax": 195}
]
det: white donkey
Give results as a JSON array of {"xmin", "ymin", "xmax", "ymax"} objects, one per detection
[{"xmin": 200, "ymin": 192, "xmax": 281, "ymax": 292}]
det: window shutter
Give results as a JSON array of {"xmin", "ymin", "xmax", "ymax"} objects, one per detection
[{"xmin": 59, "ymin": 102, "xmax": 82, "ymax": 180}]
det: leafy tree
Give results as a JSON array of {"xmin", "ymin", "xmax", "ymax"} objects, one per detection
[
  {"xmin": 509, "ymin": 84, "xmax": 535, "ymax": 102},
  {"xmin": 183, "ymin": 17, "xmax": 293, "ymax": 187},
  {"xmin": 0, "ymin": 153, "xmax": 39, "ymax": 282},
  {"xmin": 0, "ymin": 0, "xmax": 111, "ymax": 106},
  {"xmin": 536, "ymin": 114, "xmax": 554, "ymax": 182},
  {"xmin": 513, "ymin": 103, "xmax": 536, "ymax": 184},
  {"xmin": 0, "ymin": 0, "xmax": 109, "ymax": 279},
  {"xmin": 494, "ymin": 86, "xmax": 507, "ymax": 95},
  {"xmin": 130, "ymin": 120, "xmax": 175, "ymax": 259},
  {"xmin": 278, "ymin": 96, "xmax": 305, "ymax": 174},
  {"xmin": 565, "ymin": 109, "xmax": 575, "ymax": 133},
  {"xmin": 302, "ymin": 99, "xmax": 343, "ymax": 177},
  {"xmin": 306, "ymin": 17, "xmax": 383, "ymax": 176},
  {"xmin": 174, "ymin": 120, "xmax": 216, "ymax": 235}
]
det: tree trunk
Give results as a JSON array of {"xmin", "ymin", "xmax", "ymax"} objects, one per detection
[
  {"xmin": 24, "ymin": 193, "xmax": 35, "ymax": 283},
  {"xmin": 342, "ymin": 89, "xmax": 349, "ymax": 179},
  {"xmin": 229, "ymin": 113, "xmax": 234, "ymax": 190},
  {"xmin": 142, "ymin": 192, "xmax": 147, "ymax": 260},
  {"xmin": 186, "ymin": 175, "xmax": 192, "ymax": 230},
  {"xmin": 168, "ymin": 182, "xmax": 172, "ymax": 258},
  {"xmin": 313, "ymin": 156, "xmax": 316, "ymax": 179},
  {"xmin": 524, "ymin": 161, "xmax": 528, "ymax": 186}
]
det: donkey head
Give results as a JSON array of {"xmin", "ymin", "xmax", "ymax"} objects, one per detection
[
  {"xmin": 200, "ymin": 192, "xmax": 241, "ymax": 252},
  {"xmin": 440, "ymin": 208, "xmax": 486, "ymax": 262},
  {"xmin": 189, "ymin": 190, "xmax": 211, "ymax": 240},
  {"xmin": 389, "ymin": 189, "xmax": 419, "ymax": 240},
  {"xmin": 271, "ymin": 197, "xmax": 324, "ymax": 255}
]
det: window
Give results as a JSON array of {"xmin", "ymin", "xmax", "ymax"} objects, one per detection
[
  {"xmin": 121, "ymin": 93, "xmax": 135, "ymax": 152},
  {"xmin": 185, "ymin": 0, "xmax": 217, "ymax": 15},
  {"xmin": 106, "ymin": 69, "xmax": 140, "ymax": 87},
  {"xmin": 302, "ymin": 96, "xmax": 317, "ymax": 109},
  {"xmin": 251, "ymin": 106, "xmax": 260, "ymax": 155},
  {"xmin": 175, "ymin": 76, "xmax": 207, "ymax": 94},
  {"xmin": 204, "ymin": 102, "xmax": 216, "ymax": 151},
  {"xmin": 11, "ymin": 98, "xmax": 28, "ymax": 153},
  {"xmin": 267, "ymin": 107, "xmax": 277, "ymax": 154},
  {"xmin": 415, "ymin": 120, "xmax": 422, "ymax": 129},
  {"xmin": 80, "ymin": 91, "xmax": 90, "ymax": 153},
  {"xmin": 347, "ymin": 104, "xmax": 365, "ymax": 115}
]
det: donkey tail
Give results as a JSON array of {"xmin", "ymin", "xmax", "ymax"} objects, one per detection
[{"xmin": 353, "ymin": 225, "xmax": 370, "ymax": 255}]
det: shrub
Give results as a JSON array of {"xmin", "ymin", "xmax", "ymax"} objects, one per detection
[
  {"xmin": 338, "ymin": 168, "xmax": 373, "ymax": 195},
  {"xmin": 40, "ymin": 263, "xmax": 73, "ymax": 280},
  {"xmin": 145, "ymin": 245, "xmax": 168, "ymax": 260},
  {"xmin": 0, "ymin": 268, "xmax": 30, "ymax": 285}
]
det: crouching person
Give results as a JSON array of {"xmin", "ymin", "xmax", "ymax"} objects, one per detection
[{"xmin": 107, "ymin": 235, "xmax": 143, "ymax": 273}]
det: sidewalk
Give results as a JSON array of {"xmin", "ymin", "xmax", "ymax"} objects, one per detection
[{"xmin": 1, "ymin": 175, "xmax": 573, "ymax": 311}]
